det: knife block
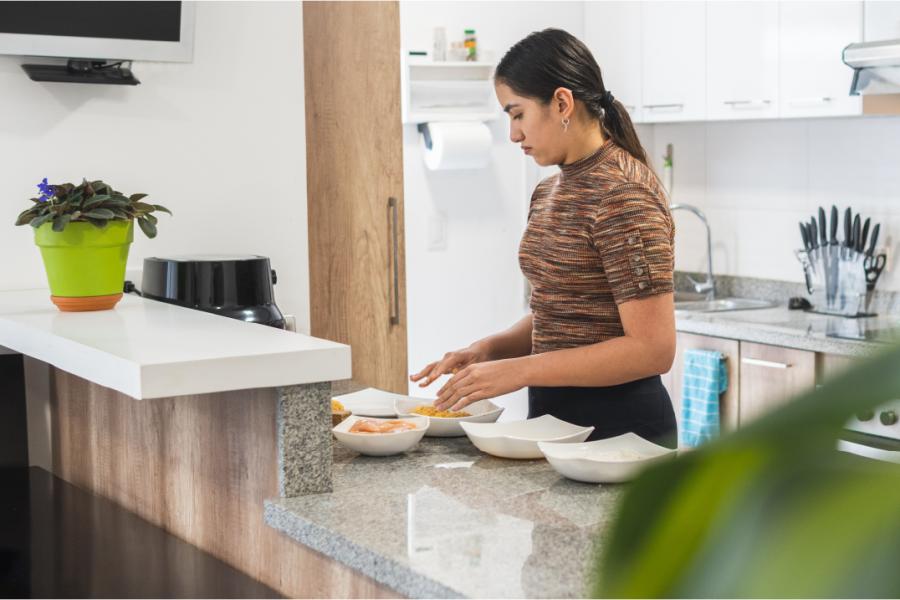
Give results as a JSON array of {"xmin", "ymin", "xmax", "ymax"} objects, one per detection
[{"xmin": 795, "ymin": 248, "xmax": 875, "ymax": 317}]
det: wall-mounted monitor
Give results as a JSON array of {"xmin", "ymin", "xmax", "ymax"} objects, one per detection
[{"xmin": 0, "ymin": 1, "xmax": 195, "ymax": 63}]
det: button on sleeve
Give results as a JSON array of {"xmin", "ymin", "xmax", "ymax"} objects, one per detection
[{"xmin": 591, "ymin": 183, "xmax": 675, "ymax": 305}]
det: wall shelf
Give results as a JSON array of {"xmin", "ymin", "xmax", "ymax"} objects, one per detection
[{"xmin": 401, "ymin": 54, "xmax": 499, "ymax": 123}]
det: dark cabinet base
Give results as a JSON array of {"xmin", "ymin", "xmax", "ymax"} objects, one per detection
[
  {"xmin": 0, "ymin": 355, "xmax": 27, "ymax": 468},
  {"xmin": 0, "ymin": 467, "xmax": 280, "ymax": 598}
]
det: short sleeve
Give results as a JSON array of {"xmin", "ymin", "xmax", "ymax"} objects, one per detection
[{"xmin": 591, "ymin": 183, "xmax": 674, "ymax": 305}]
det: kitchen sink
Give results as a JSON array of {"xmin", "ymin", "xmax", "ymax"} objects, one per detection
[{"xmin": 674, "ymin": 297, "xmax": 778, "ymax": 313}]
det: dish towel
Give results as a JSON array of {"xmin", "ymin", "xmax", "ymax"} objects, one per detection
[{"xmin": 680, "ymin": 349, "xmax": 728, "ymax": 448}]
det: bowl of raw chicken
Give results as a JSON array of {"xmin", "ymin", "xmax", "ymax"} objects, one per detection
[{"xmin": 332, "ymin": 415, "xmax": 429, "ymax": 456}]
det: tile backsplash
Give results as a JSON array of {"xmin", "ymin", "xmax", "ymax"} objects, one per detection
[{"xmin": 649, "ymin": 117, "xmax": 900, "ymax": 292}]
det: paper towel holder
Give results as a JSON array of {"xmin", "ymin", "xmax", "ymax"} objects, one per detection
[{"xmin": 417, "ymin": 123, "xmax": 434, "ymax": 150}]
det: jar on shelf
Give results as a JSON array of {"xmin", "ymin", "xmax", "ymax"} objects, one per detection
[{"xmin": 464, "ymin": 29, "xmax": 477, "ymax": 62}]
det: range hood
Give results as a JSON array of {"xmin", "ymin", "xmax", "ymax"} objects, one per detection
[{"xmin": 843, "ymin": 39, "xmax": 900, "ymax": 114}]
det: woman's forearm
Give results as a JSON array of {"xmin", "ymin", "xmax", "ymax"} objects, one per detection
[
  {"xmin": 476, "ymin": 313, "xmax": 533, "ymax": 360},
  {"xmin": 518, "ymin": 333, "xmax": 674, "ymax": 388}
]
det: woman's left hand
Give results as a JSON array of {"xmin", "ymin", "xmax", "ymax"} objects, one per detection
[{"xmin": 434, "ymin": 357, "xmax": 527, "ymax": 411}]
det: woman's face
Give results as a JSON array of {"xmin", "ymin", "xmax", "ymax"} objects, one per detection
[{"xmin": 495, "ymin": 82, "xmax": 568, "ymax": 167}]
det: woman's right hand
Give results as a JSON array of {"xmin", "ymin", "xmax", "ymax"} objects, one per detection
[{"xmin": 409, "ymin": 341, "xmax": 491, "ymax": 388}]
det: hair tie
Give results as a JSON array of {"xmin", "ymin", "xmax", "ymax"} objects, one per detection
[{"xmin": 602, "ymin": 90, "xmax": 615, "ymax": 108}]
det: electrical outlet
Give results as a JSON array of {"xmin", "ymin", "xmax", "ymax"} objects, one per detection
[{"xmin": 427, "ymin": 212, "xmax": 447, "ymax": 251}]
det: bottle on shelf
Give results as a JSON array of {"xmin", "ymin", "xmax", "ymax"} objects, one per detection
[{"xmin": 464, "ymin": 29, "xmax": 477, "ymax": 62}]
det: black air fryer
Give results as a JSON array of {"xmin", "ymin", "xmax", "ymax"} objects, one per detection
[{"xmin": 141, "ymin": 255, "xmax": 286, "ymax": 329}]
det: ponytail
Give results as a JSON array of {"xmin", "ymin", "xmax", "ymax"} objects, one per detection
[{"xmin": 495, "ymin": 28, "xmax": 651, "ymax": 168}]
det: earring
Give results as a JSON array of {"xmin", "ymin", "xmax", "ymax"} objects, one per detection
[{"xmin": 562, "ymin": 117, "xmax": 570, "ymax": 132}]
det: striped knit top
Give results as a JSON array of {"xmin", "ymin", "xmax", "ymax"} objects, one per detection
[{"xmin": 519, "ymin": 141, "xmax": 674, "ymax": 355}]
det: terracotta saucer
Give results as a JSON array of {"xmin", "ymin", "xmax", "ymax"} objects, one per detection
[{"xmin": 51, "ymin": 293, "xmax": 123, "ymax": 312}]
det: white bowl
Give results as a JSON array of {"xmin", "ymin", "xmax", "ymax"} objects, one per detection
[
  {"xmin": 459, "ymin": 415, "xmax": 594, "ymax": 460},
  {"xmin": 538, "ymin": 433, "xmax": 676, "ymax": 483},
  {"xmin": 333, "ymin": 387, "xmax": 408, "ymax": 417},
  {"xmin": 332, "ymin": 415, "xmax": 429, "ymax": 457},
  {"xmin": 394, "ymin": 398, "xmax": 505, "ymax": 437}
]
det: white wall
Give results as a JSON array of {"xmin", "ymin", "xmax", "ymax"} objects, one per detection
[
  {"xmin": 400, "ymin": 2, "xmax": 585, "ymax": 419},
  {"xmin": 0, "ymin": 2, "xmax": 312, "ymax": 331},
  {"xmin": 647, "ymin": 116, "xmax": 900, "ymax": 292}
]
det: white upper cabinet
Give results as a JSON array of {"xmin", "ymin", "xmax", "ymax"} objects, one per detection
[
  {"xmin": 779, "ymin": 1, "xmax": 863, "ymax": 118},
  {"xmin": 584, "ymin": 1, "xmax": 643, "ymax": 123},
  {"xmin": 864, "ymin": 0, "xmax": 900, "ymax": 40},
  {"xmin": 641, "ymin": 1, "xmax": 706, "ymax": 122},
  {"xmin": 707, "ymin": 1, "xmax": 779, "ymax": 120}
]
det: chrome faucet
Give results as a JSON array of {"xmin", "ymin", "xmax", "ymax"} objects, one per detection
[{"xmin": 670, "ymin": 203, "xmax": 716, "ymax": 300}]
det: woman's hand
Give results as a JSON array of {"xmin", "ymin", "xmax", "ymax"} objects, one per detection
[
  {"xmin": 409, "ymin": 341, "xmax": 492, "ymax": 388},
  {"xmin": 434, "ymin": 357, "xmax": 527, "ymax": 411}
]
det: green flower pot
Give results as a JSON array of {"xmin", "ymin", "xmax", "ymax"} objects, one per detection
[{"xmin": 34, "ymin": 220, "xmax": 134, "ymax": 311}]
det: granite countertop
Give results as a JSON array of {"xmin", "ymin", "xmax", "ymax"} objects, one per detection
[
  {"xmin": 265, "ymin": 437, "xmax": 625, "ymax": 598},
  {"xmin": 675, "ymin": 305, "xmax": 900, "ymax": 357}
]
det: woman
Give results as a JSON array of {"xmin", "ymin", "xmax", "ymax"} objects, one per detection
[{"xmin": 410, "ymin": 29, "xmax": 677, "ymax": 448}]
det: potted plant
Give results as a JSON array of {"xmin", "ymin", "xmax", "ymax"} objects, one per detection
[{"xmin": 14, "ymin": 178, "xmax": 171, "ymax": 312}]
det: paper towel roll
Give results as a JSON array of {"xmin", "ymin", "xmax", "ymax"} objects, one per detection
[{"xmin": 422, "ymin": 121, "xmax": 492, "ymax": 171}]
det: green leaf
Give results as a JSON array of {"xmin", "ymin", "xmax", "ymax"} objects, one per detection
[
  {"xmin": 145, "ymin": 213, "xmax": 158, "ymax": 225},
  {"xmin": 52, "ymin": 214, "xmax": 72, "ymax": 232},
  {"xmin": 137, "ymin": 217, "xmax": 157, "ymax": 239},
  {"xmin": 82, "ymin": 208, "xmax": 115, "ymax": 219},
  {"xmin": 82, "ymin": 195, "xmax": 106, "ymax": 210},
  {"xmin": 85, "ymin": 218, "xmax": 108, "ymax": 228},
  {"xmin": 152, "ymin": 204, "xmax": 172, "ymax": 216},
  {"xmin": 15, "ymin": 208, "xmax": 39, "ymax": 226},
  {"xmin": 129, "ymin": 193, "xmax": 149, "ymax": 202},
  {"xmin": 595, "ymin": 344, "xmax": 900, "ymax": 599},
  {"xmin": 30, "ymin": 213, "xmax": 52, "ymax": 229},
  {"xmin": 132, "ymin": 201, "xmax": 154, "ymax": 213}
]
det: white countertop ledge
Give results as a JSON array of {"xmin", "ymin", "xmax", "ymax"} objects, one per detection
[{"xmin": 0, "ymin": 289, "xmax": 351, "ymax": 400}]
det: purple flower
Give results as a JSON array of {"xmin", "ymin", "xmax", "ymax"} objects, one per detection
[{"xmin": 36, "ymin": 177, "xmax": 54, "ymax": 202}]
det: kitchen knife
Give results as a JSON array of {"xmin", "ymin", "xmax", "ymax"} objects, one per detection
[
  {"xmin": 799, "ymin": 222, "xmax": 811, "ymax": 251},
  {"xmin": 859, "ymin": 217, "xmax": 871, "ymax": 254},
  {"xmin": 844, "ymin": 207, "xmax": 853, "ymax": 248},
  {"xmin": 809, "ymin": 218, "xmax": 818, "ymax": 250},
  {"xmin": 852, "ymin": 214, "xmax": 861, "ymax": 254},
  {"xmin": 818, "ymin": 207, "xmax": 828, "ymax": 247},
  {"xmin": 830, "ymin": 205, "xmax": 839, "ymax": 245},
  {"xmin": 867, "ymin": 223, "xmax": 880, "ymax": 257}
]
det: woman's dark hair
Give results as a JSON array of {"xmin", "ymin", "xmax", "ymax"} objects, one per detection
[{"xmin": 495, "ymin": 28, "xmax": 649, "ymax": 167}]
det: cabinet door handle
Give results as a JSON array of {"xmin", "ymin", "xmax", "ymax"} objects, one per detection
[
  {"xmin": 741, "ymin": 357, "xmax": 792, "ymax": 369},
  {"xmin": 723, "ymin": 99, "xmax": 772, "ymax": 109},
  {"xmin": 388, "ymin": 197, "xmax": 400, "ymax": 326},
  {"xmin": 643, "ymin": 103, "xmax": 684, "ymax": 111},
  {"xmin": 788, "ymin": 97, "xmax": 833, "ymax": 107}
]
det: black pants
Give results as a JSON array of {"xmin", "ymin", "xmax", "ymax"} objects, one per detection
[{"xmin": 528, "ymin": 375, "xmax": 678, "ymax": 449}]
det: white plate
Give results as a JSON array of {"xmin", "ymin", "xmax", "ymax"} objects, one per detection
[
  {"xmin": 459, "ymin": 415, "xmax": 594, "ymax": 460},
  {"xmin": 538, "ymin": 433, "xmax": 676, "ymax": 483},
  {"xmin": 332, "ymin": 415, "xmax": 429, "ymax": 457},
  {"xmin": 333, "ymin": 387, "xmax": 409, "ymax": 417},
  {"xmin": 394, "ymin": 398, "xmax": 505, "ymax": 437}
]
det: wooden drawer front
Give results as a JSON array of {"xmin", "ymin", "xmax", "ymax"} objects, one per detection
[
  {"xmin": 665, "ymin": 333, "xmax": 740, "ymax": 438},
  {"xmin": 739, "ymin": 342, "xmax": 816, "ymax": 426}
]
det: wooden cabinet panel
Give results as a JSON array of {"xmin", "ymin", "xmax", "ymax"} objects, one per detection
[
  {"xmin": 738, "ymin": 341, "xmax": 816, "ymax": 425},
  {"xmin": 304, "ymin": 2, "xmax": 408, "ymax": 393},
  {"xmin": 664, "ymin": 332, "xmax": 740, "ymax": 441},
  {"xmin": 817, "ymin": 352, "xmax": 859, "ymax": 386}
]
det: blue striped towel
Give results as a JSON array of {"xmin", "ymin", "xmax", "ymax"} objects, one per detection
[{"xmin": 680, "ymin": 349, "xmax": 728, "ymax": 448}]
